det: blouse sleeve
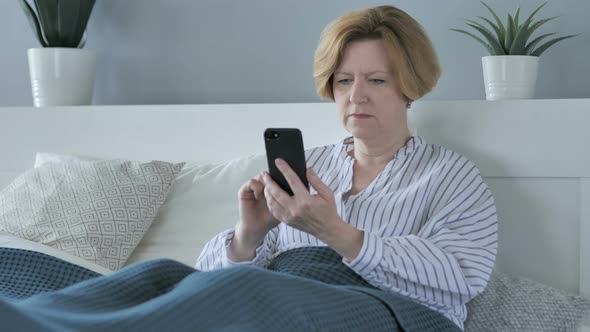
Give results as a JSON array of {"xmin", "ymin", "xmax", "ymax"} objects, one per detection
[
  {"xmin": 194, "ymin": 226, "xmax": 280, "ymax": 271},
  {"xmin": 344, "ymin": 159, "xmax": 497, "ymax": 311}
]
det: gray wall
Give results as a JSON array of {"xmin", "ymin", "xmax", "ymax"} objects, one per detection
[{"xmin": 2, "ymin": 0, "xmax": 589, "ymax": 106}]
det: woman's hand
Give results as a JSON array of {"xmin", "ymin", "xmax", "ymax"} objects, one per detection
[
  {"xmin": 262, "ymin": 159, "xmax": 364, "ymax": 261},
  {"xmin": 229, "ymin": 173, "xmax": 280, "ymax": 262}
]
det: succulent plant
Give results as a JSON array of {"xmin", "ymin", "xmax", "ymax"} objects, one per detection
[
  {"xmin": 451, "ymin": 1, "xmax": 577, "ymax": 56},
  {"xmin": 19, "ymin": 0, "xmax": 96, "ymax": 48}
]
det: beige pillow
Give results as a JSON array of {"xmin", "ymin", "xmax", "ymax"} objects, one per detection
[
  {"xmin": 0, "ymin": 159, "xmax": 184, "ymax": 271},
  {"xmin": 32, "ymin": 152, "xmax": 267, "ymax": 267}
]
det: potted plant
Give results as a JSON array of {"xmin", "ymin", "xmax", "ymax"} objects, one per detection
[
  {"xmin": 452, "ymin": 1, "xmax": 577, "ymax": 100},
  {"xmin": 19, "ymin": 0, "xmax": 97, "ymax": 107}
]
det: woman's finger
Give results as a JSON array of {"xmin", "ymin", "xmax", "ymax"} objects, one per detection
[
  {"xmin": 274, "ymin": 158, "xmax": 309, "ymax": 197},
  {"xmin": 264, "ymin": 186, "xmax": 284, "ymax": 219},
  {"xmin": 249, "ymin": 179, "xmax": 265, "ymax": 200},
  {"xmin": 262, "ymin": 171, "xmax": 293, "ymax": 208},
  {"xmin": 239, "ymin": 174, "xmax": 266, "ymax": 200}
]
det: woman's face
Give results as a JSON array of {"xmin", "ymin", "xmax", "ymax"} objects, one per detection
[{"xmin": 332, "ymin": 39, "xmax": 409, "ymax": 142}]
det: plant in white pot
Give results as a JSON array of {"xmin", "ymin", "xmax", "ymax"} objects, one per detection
[
  {"xmin": 452, "ymin": 1, "xmax": 577, "ymax": 100},
  {"xmin": 19, "ymin": 0, "xmax": 96, "ymax": 107}
]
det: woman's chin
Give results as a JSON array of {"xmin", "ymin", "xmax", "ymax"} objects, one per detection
[{"xmin": 347, "ymin": 128, "xmax": 375, "ymax": 140}]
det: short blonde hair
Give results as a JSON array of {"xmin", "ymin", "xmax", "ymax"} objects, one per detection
[{"xmin": 313, "ymin": 5, "xmax": 441, "ymax": 101}]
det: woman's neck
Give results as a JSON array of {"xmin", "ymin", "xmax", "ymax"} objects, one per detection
[{"xmin": 350, "ymin": 130, "xmax": 411, "ymax": 168}]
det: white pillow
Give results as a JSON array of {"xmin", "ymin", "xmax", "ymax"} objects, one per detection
[
  {"xmin": 127, "ymin": 154, "xmax": 267, "ymax": 266},
  {"xmin": 34, "ymin": 152, "xmax": 267, "ymax": 267},
  {"xmin": 0, "ymin": 158, "xmax": 185, "ymax": 271},
  {"xmin": 34, "ymin": 152, "xmax": 100, "ymax": 168}
]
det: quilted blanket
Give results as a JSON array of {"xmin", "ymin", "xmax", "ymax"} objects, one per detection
[{"xmin": 0, "ymin": 247, "xmax": 460, "ymax": 332}]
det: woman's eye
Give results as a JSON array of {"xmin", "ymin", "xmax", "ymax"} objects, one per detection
[
  {"xmin": 337, "ymin": 79, "xmax": 351, "ymax": 85},
  {"xmin": 369, "ymin": 79, "xmax": 385, "ymax": 84}
]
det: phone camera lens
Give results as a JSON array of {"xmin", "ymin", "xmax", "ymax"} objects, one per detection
[{"xmin": 265, "ymin": 131, "xmax": 279, "ymax": 140}]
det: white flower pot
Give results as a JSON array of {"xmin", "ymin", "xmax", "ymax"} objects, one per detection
[
  {"xmin": 481, "ymin": 55, "xmax": 539, "ymax": 100},
  {"xmin": 27, "ymin": 48, "xmax": 97, "ymax": 107}
]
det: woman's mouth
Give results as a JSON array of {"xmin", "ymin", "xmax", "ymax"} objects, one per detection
[{"xmin": 349, "ymin": 113, "xmax": 371, "ymax": 119}]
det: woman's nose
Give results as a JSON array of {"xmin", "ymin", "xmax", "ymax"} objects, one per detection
[{"xmin": 349, "ymin": 81, "xmax": 368, "ymax": 104}]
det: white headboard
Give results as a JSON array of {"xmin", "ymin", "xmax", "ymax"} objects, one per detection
[{"xmin": 0, "ymin": 99, "xmax": 588, "ymax": 305}]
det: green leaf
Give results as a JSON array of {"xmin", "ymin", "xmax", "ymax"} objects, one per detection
[
  {"xmin": 466, "ymin": 19, "xmax": 496, "ymax": 37},
  {"xmin": 504, "ymin": 14, "xmax": 515, "ymax": 52},
  {"xmin": 34, "ymin": 0, "xmax": 60, "ymax": 46},
  {"xmin": 77, "ymin": 32, "xmax": 87, "ymax": 48},
  {"xmin": 58, "ymin": 0, "xmax": 82, "ymax": 47},
  {"xmin": 74, "ymin": 1, "xmax": 95, "ymax": 47},
  {"xmin": 531, "ymin": 34, "xmax": 577, "ymax": 56},
  {"xmin": 458, "ymin": 1, "xmax": 578, "ymax": 57},
  {"xmin": 509, "ymin": 20, "xmax": 532, "ymax": 55},
  {"xmin": 524, "ymin": 33, "xmax": 555, "ymax": 55},
  {"xmin": 480, "ymin": 1, "xmax": 506, "ymax": 34},
  {"xmin": 57, "ymin": 0, "xmax": 96, "ymax": 48},
  {"xmin": 522, "ymin": 2, "xmax": 547, "ymax": 27},
  {"xmin": 505, "ymin": 2, "xmax": 549, "ymax": 54},
  {"xmin": 466, "ymin": 22, "xmax": 506, "ymax": 55},
  {"xmin": 30, "ymin": 0, "xmax": 95, "ymax": 48},
  {"xmin": 18, "ymin": 0, "xmax": 48, "ymax": 47},
  {"xmin": 450, "ymin": 29, "xmax": 494, "ymax": 55},
  {"xmin": 513, "ymin": 7, "xmax": 521, "ymax": 30},
  {"xmin": 527, "ymin": 17, "xmax": 558, "ymax": 38},
  {"xmin": 477, "ymin": 16, "xmax": 505, "ymax": 46}
]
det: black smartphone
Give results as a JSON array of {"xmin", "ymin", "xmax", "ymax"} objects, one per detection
[{"xmin": 264, "ymin": 128, "xmax": 309, "ymax": 196}]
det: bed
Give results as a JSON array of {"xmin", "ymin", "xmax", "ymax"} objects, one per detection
[{"xmin": 0, "ymin": 99, "xmax": 589, "ymax": 331}]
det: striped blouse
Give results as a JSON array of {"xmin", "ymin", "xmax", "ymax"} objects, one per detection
[{"xmin": 195, "ymin": 136, "xmax": 498, "ymax": 329}]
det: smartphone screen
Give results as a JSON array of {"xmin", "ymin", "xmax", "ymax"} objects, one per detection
[{"xmin": 264, "ymin": 128, "xmax": 309, "ymax": 196}]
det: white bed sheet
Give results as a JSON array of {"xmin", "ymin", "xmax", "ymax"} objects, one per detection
[{"xmin": 0, "ymin": 232, "xmax": 112, "ymax": 275}]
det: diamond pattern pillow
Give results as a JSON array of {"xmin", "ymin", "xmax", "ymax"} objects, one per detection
[{"xmin": 0, "ymin": 159, "xmax": 185, "ymax": 271}]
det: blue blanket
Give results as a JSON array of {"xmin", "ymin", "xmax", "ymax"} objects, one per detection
[{"xmin": 0, "ymin": 247, "xmax": 460, "ymax": 332}]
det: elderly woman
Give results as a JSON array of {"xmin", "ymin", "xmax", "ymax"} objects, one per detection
[
  {"xmin": 0, "ymin": 5, "xmax": 496, "ymax": 332},
  {"xmin": 196, "ymin": 5, "xmax": 497, "ymax": 331}
]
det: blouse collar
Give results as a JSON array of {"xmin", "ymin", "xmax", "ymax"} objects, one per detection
[{"xmin": 336, "ymin": 135, "xmax": 423, "ymax": 162}]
